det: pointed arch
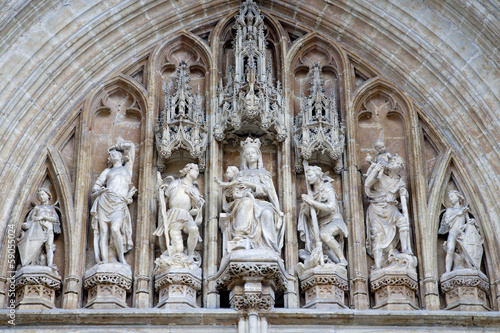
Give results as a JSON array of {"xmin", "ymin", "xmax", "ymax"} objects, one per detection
[{"xmin": 0, "ymin": 145, "xmax": 75, "ymax": 308}]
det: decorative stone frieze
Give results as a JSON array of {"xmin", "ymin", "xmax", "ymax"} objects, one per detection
[
  {"xmin": 84, "ymin": 263, "xmax": 132, "ymax": 309},
  {"xmin": 155, "ymin": 61, "xmax": 208, "ymax": 171},
  {"xmin": 214, "ymin": 0, "xmax": 286, "ymax": 141},
  {"xmin": 294, "ymin": 64, "xmax": 344, "ymax": 173},
  {"xmin": 15, "ymin": 266, "xmax": 61, "ymax": 309},
  {"xmin": 211, "ymin": 249, "xmax": 292, "ymax": 311}
]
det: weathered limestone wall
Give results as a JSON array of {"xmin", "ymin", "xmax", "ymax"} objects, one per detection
[{"xmin": 0, "ymin": 0, "xmax": 499, "ymax": 329}]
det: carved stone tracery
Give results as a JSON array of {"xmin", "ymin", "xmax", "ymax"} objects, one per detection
[
  {"xmin": 294, "ymin": 64, "xmax": 344, "ymax": 172},
  {"xmin": 156, "ymin": 61, "xmax": 208, "ymax": 170},
  {"xmin": 215, "ymin": 0, "xmax": 286, "ymax": 141}
]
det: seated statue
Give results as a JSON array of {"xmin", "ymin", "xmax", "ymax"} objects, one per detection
[
  {"xmin": 154, "ymin": 163, "xmax": 204, "ymax": 269},
  {"xmin": 216, "ymin": 138, "xmax": 284, "ymax": 254},
  {"xmin": 17, "ymin": 188, "xmax": 61, "ymax": 269}
]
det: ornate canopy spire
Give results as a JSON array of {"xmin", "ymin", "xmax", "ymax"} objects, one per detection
[
  {"xmin": 294, "ymin": 64, "xmax": 345, "ymax": 173},
  {"xmin": 214, "ymin": 0, "xmax": 286, "ymax": 142},
  {"xmin": 155, "ymin": 61, "xmax": 208, "ymax": 171}
]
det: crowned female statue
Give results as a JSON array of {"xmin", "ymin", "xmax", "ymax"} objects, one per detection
[{"xmin": 217, "ymin": 138, "xmax": 284, "ymax": 254}]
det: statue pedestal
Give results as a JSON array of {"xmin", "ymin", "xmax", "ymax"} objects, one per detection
[
  {"xmin": 370, "ymin": 255, "xmax": 419, "ymax": 310},
  {"xmin": 211, "ymin": 249, "xmax": 292, "ymax": 311},
  {"xmin": 15, "ymin": 266, "xmax": 61, "ymax": 309},
  {"xmin": 84, "ymin": 263, "xmax": 132, "ymax": 309},
  {"xmin": 299, "ymin": 264, "xmax": 348, "ymax": 309},
  {"xmin": 440, "ymin": 269, "xmax": 490, "ymax": 311},
  {"xmin": 155, "ymin": 267, "xmax": 201, "ymax": 309}
]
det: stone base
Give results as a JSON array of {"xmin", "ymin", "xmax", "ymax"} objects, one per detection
[
  {"xmin": 15, "ymin": 266, "xmax": 61, "ymax": 310},
  {"xmin": 155, "ymin": 268, "xmax": 201, "ymax": 309},
  {"xmin": 370, "ymin": 265, "xmax": 419, "ymax": 310},
  {"xmin": 210, "ymin": 249, "xmax": 293, "ymax": 311},
  {"xmin": 84, "ymin": 263, "xmax": 132, "ymax": 309},
  {"xmin": 299, "ymin": 264, "xmax": 348, "ymax": 309},
  {"xmin": 440, "ymin": 269, "xmax": 490, "ymax": 311}
]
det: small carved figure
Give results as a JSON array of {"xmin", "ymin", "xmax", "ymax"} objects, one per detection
[
  {"xmin": 218, "ymin": 138, "xmax": 284, "ymax": 253},
  {"xmin": 91, "ymin": 138, "xmax": 136, "ymax": 265},
  {"xmin": 154, "ymin": 163, "xmax": 204, "ymax": 266},
  {"xmin": 438, "ymin": 190, "xmax": 483, "ymax": 273},
  {"xmin": 298, "ymin": 164, "xmax": 348, "ymax": 268},
  {"xmin": 215, "ymin": 166, "xmax": 240, "ymax": 213},
  {"xmin": 365, "ymin": 153, "xmax": 413, "ymax": 270},
  {"xmin": 17, "ymin": 188, "xmax": 61, "ymax": 268},
  {"xmin": 365, "ymin": 139, "xmax": 392, "ymax": 179}
]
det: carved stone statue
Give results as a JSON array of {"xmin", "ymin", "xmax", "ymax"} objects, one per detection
[
  {"xmin": 438, "ymin": 189, "xmax": 489, "ymax": 311},
  {"xmin": 17, "ymin": 188, "xmax": 61, "ymax": 269},
  {"xmin": 90, "ymin": 138, "xmax": 136, "ymax": 265},
  {"xmin": 154, "ymin": 163, "xmax": 204, "ymax": 270},
  {"xmin": 15, "ymin": 187, "xmax": 62, "ymax": 310},
  {"xmin": 217, "ymin": 137, "xmax": 284, "ymax": 254},
  {"xmin": 365, "ymin": 152, "xmax": 413, "ymax": 270},
  {"xmin": 365, "ymin": 139, "xmax": 392, "ymax": 179},
  {"xmin": 439, "ymin": 190, "xmax": 483, "ymax": 273},
  {"xmin": 297, "ymin": 164, "xmax": 348, "ymax": 270}
]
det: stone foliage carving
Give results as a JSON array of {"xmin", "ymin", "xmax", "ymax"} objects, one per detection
[
  {"xmin": 215, "ymin": 261, "xmax": 287, "ymax": 291},
  {"xmin": 155, "ymin": 271, "xmax": 202, "ymax": 291},
  {"xmin": 83, "ymin": 270, "xmax": 132, "ymax": 291},
  {"xmin": 364, "ymin": 143, "xmax": 414, "ymax": 270},
  {"xmin": 297, "ymin": 163, "xmax": 348, "ymax": 273},
  {"xmin": 438, "ymin": 190, "xmax": 484, "ymax": 273},
  {"xmin": 15, "ymin": 268, "xmax": 62, "ymax": 290},
  {"xmin": 440, "ymin": 272, "xmax": 490, "ymax": 293},
  {"xmin": 17, "ymin": 188, "xmax": 61, "ymax": 269},
  {"xmin": 214, "ymin": 0, "xmax": 286, "ymax": 141},
  {"xmin": 91, "ymin": 138, "xmax": 136, "ymax": 265},
  {"xmin": 294, "ymin": 64, "xmax": 344, "ymax": 173},
  {"xmin": 216, "ymin": 138, "xmax": 284, "ymax": 254},
  {"xmin": 154, "ymin": 164, "xmax": 204, "ymax": 272},
  {"xmin": 230, "ymin": 293, "xmax": 274, "ymax": 311},
  {"xmin": 155, "ymin": 61, "xmax": 208, "ymax": 170}
]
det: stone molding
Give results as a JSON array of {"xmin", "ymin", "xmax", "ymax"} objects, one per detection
[
  {"xmin": 440, "ymin": 270, "xmax": 490, "ymax": 293},
  {"xmin": 154, "ymin": 271, "xmax": 202, "ymax": 292}
]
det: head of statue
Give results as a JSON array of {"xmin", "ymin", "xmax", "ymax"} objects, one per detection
[
  {"xmin": 225, "ymin": 166, "xmax": 239, "ymax": 180},
  {"xmin": 387, "ymin": 154, "xmax": 405, "ymax": 174},
  {"xmin": 107, "ymin": 148, "xmax": 125, "ymax": 167},
  {"xmin": 305, "ymin": 165, "xmax": 323, "ymax": 185},
  {"xmin": 240, "ymin": 138, "xmax": 263, "ymax": 170},
  {"xmin": 374, "ymin": 139, "xmax": 386, "ymax": 153},
  {"xmin": 180, "ymin": 163, "xmax": 199, "ymax": 179},
  {"xmin": 37, "ymin": 188, "xmax": 52, "ymax": 203},
  {"xmin": 448, "ymin": 190, "xmax": 465, "ymax": 206}
]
